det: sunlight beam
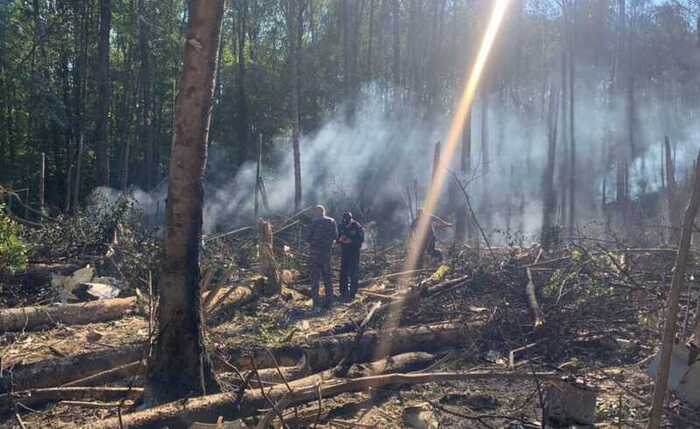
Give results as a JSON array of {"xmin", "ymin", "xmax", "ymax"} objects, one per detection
[{"xmin": 375, "ymin": 0, "xmax": 512, "ymax": 360}]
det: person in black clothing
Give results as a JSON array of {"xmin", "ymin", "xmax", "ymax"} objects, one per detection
[{"xmin": 337, "ymin": 211, "xmax": 364, "ymax": 301}]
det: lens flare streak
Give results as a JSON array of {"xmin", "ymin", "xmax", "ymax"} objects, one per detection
[{"xmin": 375, "ymin": 0, "xmax": 512, "ymax": 361}]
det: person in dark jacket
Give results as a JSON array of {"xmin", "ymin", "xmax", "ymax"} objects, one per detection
[
  {"xmin": 337, "ymin": 211, "xmax": 364, "ymax": 301},
  {"xmin": 305, "ymin": 205, "xmax": 338, "ymax": 307}
]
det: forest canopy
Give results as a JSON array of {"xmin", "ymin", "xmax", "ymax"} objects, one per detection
[{"xmin": 1, "ymin": 0, "xmax": 699, "ymax": 240}]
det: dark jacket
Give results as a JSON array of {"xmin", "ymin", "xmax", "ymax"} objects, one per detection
[
  {"xmin": 338, "ymin": 219, "xmax": 364, "ymax": 252},
  {"xmin": 305, "ymin": 216, "xmax": 338, "ymax": 260}
]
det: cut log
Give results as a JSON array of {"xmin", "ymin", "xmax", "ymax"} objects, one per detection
[
  {"xmin": 345, "ymin": 352, "xmax": 437, "ymax": 378},
  {"xmin": 0, "ymin": 344, "xmax": 143, "ymax": 394},
  {"xmin": 206, "ymin": 280, "xmax": 262, "ymax": 321},
  {"xmin": 89, "ymin": 371, "xmax": 557, "ymax": 428},
  {"xmin": 0, "ymin": 297, "xmax": 140, "ymax": 332},
  {"xmin": 0, "ymin": 386, "xmax": 142, "ymax": 414},
  {"xmin": 248, "ymin": 352, "xmax": 437, "ymax": 387},
  {"xmin": 223, "ymin": 321, "xmax": 484, "ymax": 373},
  {"xmin": 4, "ymin": 321, "xmax": 481, "ymax": 395}
]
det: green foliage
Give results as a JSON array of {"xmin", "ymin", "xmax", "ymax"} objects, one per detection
[{"xmin": 0, "ymin": 204, "xmax": 29, "ymax": 273}]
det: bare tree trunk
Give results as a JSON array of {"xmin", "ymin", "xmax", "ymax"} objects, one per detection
[
  {"xmin": 94, "ymin": 0, "xmax": 111, "ymax": 187},
  {"xmin": 567, "ymin": 3, "xmax": 576, "ymax": 237},
  {"xmin": 38, "ymin": 152, "xmax": 45, "ymax": 216},
  {"xmin": 285, "ymin": 0, "xmax": 303, "ymax": 212},
  {"xmin": 665, "ymin": 136, "xmax": 680, "ymax": 243},
  {"xmin": 615, "ymin": 0, "xmax": 628, "ymax": 216},
  {"xmin": 120, "ymin": 42, "xmax": 134, "ymax": 193},
  {"xmin": 144, "ymin": 0, "xmax": 225, "ymax": 406},
  {"xmin": 647, "ymin": 151, "xmax": 700, "ymax": 429},
  {"xmin": 254, "ymin": 135, "xmax": 261, "ymax": 219},
  {"xmin": 366, "ymin": 0, "xmax": 375, "ymax": 78},
  {"xmin": 480, "ymin": 89, "xmax": 491, "ymax": 233},
  {"xmin": 541, "ymin": 88, "xmax": 560, "ymax": 250},
  {"xmin": 391, "ymin": 0, "xmax": 400, "ymax": 108},
  {"xmin": 236, "ymin": 0, "xmax": 250, "ymax": 164},
  {"xmin": 138, "ymin": 0, "xmax": 154, "ymax": 189},
  {"xmin": 72, "ymin": 134, "xmax": 84, "ymax": 211},
  {"xmin": 454, "ymin": 110, "xmax": 472, "ymax": 243}
]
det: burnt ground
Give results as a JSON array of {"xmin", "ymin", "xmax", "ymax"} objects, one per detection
[{"xmin": 0, "ymin": 240, "xmax": 698, "ymax": 428}]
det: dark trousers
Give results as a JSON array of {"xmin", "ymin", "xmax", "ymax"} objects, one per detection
[
  {"xmin": 340, "ymin": 247, "xmax": 360, "ymax": 298},
  {"xmin": 310, "ymin": 257, "xmax": 333, "ymax": 304}
]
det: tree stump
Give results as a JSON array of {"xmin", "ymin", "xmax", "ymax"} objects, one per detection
[{"xmin": 257, "ymin": 219, "xmax": 280, "ymax": 295}]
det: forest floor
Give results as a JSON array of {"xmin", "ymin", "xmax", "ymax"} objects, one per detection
[{"xmin": 0, "ymin": 230, "xmax": 697, "ymax": 428}]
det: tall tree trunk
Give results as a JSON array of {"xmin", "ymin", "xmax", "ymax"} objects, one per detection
[
  {"xmin": 541, "ymin": 88, "xmax": 560, "ymax": 250},
  {"xmin": 480, "ymin": 88, "xmax": 491, "ymax": 232},
  {"xmin": 454, "ymin": 110, "xmax": 471, "ymax": 243},
  {"xmin": 138, "ymin": 0, "xmax": 154, "ymax": 189},
  {"xmin": 665, "ymin": 137, "xmax": 680, "ymax": 243},
  {"xmin": 120, "ymin": 44, "xmax": 134, "ymax": 193},
  {"xmin": 391, "ymin": 0, "xmax": 400, "ymax": 108},
  {"xmin": 615, "ymin": 0, "xmax": 628, "ymax": 207},
  {"xmin": 567, "ymin": 2, "xmax": 576, "ymax": 238},
  {"xmin": 366, "ymin": 0, "xmax": 375, "ymax": 79},
  {"xmin": 73, "ymin": 135, "xmax": 84, "ymax": 211},
  {"xmin": 285, "ymin": 0, "xmax": 303, "ymax": 212},
  {"xmin": 70, "ymin": 0, "xmax": 88, "ymax": 211},
  {"xmin": 144, "ymin": 0, "xmax": 225, "ymax": 406},
  {"xmin": 94, "ymin": 0, "xmax": 112, "ymax": 187},
  {"xmin": 236, "ymin": 0, "xmax": 250, "ymax": 164}
]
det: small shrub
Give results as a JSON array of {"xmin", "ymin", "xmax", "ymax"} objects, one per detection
[{"xmin": 0, "ymin": 204, "xmax": 29, "ymax": 273}]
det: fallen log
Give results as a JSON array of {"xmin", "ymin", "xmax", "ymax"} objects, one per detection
[
  {"xmin": 250, "ymin": 352, "xmax": 437, "ymax": 388},
  {"xmin": 319, "ymin": 275, "xmax": 471, "ymax": 336},
  {"xmin": 0, "ymin": 386, "xmax": 142, "ymax": 414},
  {"xmin": 0, "ymin": 297, "xmax": 140, "ymax": 332},
  {"xmin": 332, "ymin": 302, "xmax": 382, "ymax": 377},
  {"xmin": 62, "ymin": 361, "xmax": 145, "ymax": 387},
  {"xmin": 346, "ymin": 352, "xmax": 437, "ymax": 378},
  {"xmin": 206, "ymin": 277, "xmax": 266, "ymax": 320},
  {"xmin": 89, "ymin": 370, "xmax": 557, "ymax": 428},
  {"xmin": 223, "ymin": 320, "xmax": 483, "ymax": 373},
  {"xmin": 0, "ymin": 344, "xmax": 143, "ymax": 394},
  {"xmin": 4, "ymin": 321, "xmax": 482, "ymax": 395}
]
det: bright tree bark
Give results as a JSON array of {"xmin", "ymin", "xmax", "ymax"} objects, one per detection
[{"xmin": 144, "ymin": 0, "xmax": 225, "ymax": 406}]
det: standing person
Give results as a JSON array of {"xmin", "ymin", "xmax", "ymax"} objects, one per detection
[
  {"xmin": 337, "ymin": 211, "xmax": 364, "ymax": 301},
  {"xmin": 410, "ymin": 208, "xmax": 452, "ymax": 267},
  {"xmin": 305, "ymin": 205, "xmax": 338, "ymax": 308}
]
